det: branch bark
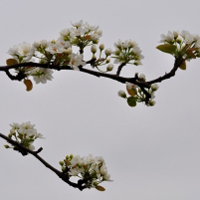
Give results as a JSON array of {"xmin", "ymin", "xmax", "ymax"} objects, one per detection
[
  {"xmin": 0, "ymin": 132, "xmax": 86, "ymax": 191},
  {"xmin": 0, "ymin": 57, "xmax": 183, "ymax": 87}
]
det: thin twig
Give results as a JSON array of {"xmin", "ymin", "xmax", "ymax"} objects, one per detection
[{"xmin": 0, "ymin": 132, "xmax": 86, "ymax": 191}]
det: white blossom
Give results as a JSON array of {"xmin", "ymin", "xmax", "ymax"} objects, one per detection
[
  {"xmin": 31, "ymin": 68, "xmax": 53, "ymax": 84},
  {"xmin": 84, "ymin": 22, "xmax": 99, "ymax": 31},
  {"xmin": 71, "ymin": 20, "xmax": 83, "ymax": 28},
  {"xmin": 160, "ymin": 31, "xmax": 175, "ymax": 43},
  {"xmin": 60, "ymin": 28, "xmax": 71, "ymax": 38},
  {"xmin": 69, "ymin": 53, "xmax": 86, "ymax": 70},
  {"xmin": 8, "ymin": 42, "xmax": 35, "ymax": 62},
  {"xmin": 45, "ymin": 41, "xmax": 65, "ymax": 54}
]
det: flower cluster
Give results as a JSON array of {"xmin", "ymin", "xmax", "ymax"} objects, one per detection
[
  {"xmin": 5, "ymin": 121, "xmax": 44, "ymax": 151},
  {"xmin": 6, "ymin": 20, "xmax": 146, "ymax": 94},
  {"xmin": 60, "ymin": 20, "xmax": 102, "ymax": 49},
  {"xmin": 112, "ymin": 39, "xmax": 144, "ymax": 65},
  {"xmin": 59, "ymin": 154, "xmax": 111, "ymax": 190},
  {"xmin": 118, "ymin": 78, "xmax": 159, "ymax": 107},
  {"xmin": 158, "ymin": 30, "xmax": 200, "ymax": 62},
  {"xmin": 6, "ymin": 20, "xmax": 102, "ymax": 87}
]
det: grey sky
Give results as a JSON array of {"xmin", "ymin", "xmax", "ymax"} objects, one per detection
[{"xmin": 0, "ymin": 0, "xmax": 200, "ymax": 200}]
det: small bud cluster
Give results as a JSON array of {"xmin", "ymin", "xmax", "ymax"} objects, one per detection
[
  {"xmin": 59, "ymin": 154, "xmax": 111, "ymax": 190},
  {"xmin": 158, "ymin": 30, "xmax": 200, "ymax": 61},
  {"xmin": 118, "ymin": 80, "xmax": 159, "ymax": 107},
  {"xmin": 113, "ymin": 39, "xmax": 144, "ymax": 65},
  {"xmin": 5, "ymin": 121, "xmax": 44, "ymax": 151},
  {"xmin": 89, "ymin": 44, "xmax": 114, "ymax": 72}
]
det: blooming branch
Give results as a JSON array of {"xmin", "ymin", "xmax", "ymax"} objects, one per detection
[
  {"xmin": 0, "ymin": 21, "xmax": 199, "ymax": 107},
  {"xmin": 0, "ymin": 121, "xmax": 111, "ymax": 191}
]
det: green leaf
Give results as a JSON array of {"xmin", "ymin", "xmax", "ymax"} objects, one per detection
[
  {"xmin": 96, "ymin": 185, "xmax": 106, "ymax": 191},
  {"xmin": 156, "ymin": 44, "xmax": 177, "ymax": 55},
  {"xmin": 127, "ymin": 96, "xmax": 137, "ymax": 107},
  {"xmin": 24, "ymin": 79, "xmax": 33, "ymax": 91},
  {"xmin": 179, "ymin": 60, "xmax": 186, "ymax": 70},
  {"xmin": 6, "ymin": 58, "xmax": 18, "ymax": 66}
]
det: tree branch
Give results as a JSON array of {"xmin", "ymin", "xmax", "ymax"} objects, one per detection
[
  {"xmin": 0, "ymin": 58, "xmax": 183, "ymax": 86},
  {"xmin": 0, "ymin": 57, "xmax": 184, "ymax": 105},
  {"xmin": 0, "ymin": 132, "xmax": 86, "ymax": 191}
]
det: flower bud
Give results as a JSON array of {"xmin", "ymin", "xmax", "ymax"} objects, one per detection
[
  {"xmin": 139, "ymin": 74, "xmax": 146, "ymax": 81},
  {"xmin": 62, "ymin": 166, "xmax": 66, "ymax": 172},
  {"xmin": 99, "ymin": 44, "xmax": 105, "ymax": 51},
  {"xmin": 33, "ymin": 41, "xmax": 41, "ymax": 48},
  {"xmin": 151, "ymin": 83, "xmax": 159, "ymax": 91},
  {"xmin": 91, "ymin": 45, "xmax": 97, "ymax": 54},
  {"xmin": 148, "ymin": 100, "xmax": 156, "ymax": 106},
  {"xmin": 41, "ymin": 40, "xmax": 48, "ymax": 47},
  {"xmin": 59, "ymin": 161, "xmax": 64, "ymax": 166},
  {"xmin": 126, "ymin": 82, "xmax": 133, "ymax": 90},
  {"xmin": 105, "ymin": 48, "xmax": 112, "ymax": 56},
  {"xmin": 51, "ymin": 39, "xmax": 56, "ymax": 44},
  {"xmin": 65, "ymin": 48, "xmax": 72, "ymax": 54},
  {"xmin": 118, "ymin": 90, "xmax": 127, "ymax": 98},
  {"xmin": 106, "ymin": 64, "xmax": 114, "ymax": 71}
]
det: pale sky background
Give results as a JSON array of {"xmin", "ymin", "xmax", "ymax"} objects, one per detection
[{"xmin": 0, "ymin": 0, "xmax": 200, "ymax": 200}]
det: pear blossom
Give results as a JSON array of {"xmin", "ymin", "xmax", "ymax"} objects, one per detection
[
  {"xmin": 181, "ymin": 30, "xmax": 194, "ymax": 44},
  {"xmin": 60, "ymin": 28, "xmax": 71, "ymax": 38},
  {"xmin": 159, "ymin": 30, "xmax": 200, "ymax": 60},
  {"xmin": 7, "ymin": 45, "xmax": 18, "ymax": 58},
  {"xmin": 18, "ymin": 121, "xmax": 37, "ymax": 136},
  {"xmin": 68, "ymin": 53, "xmax": 86, "ymax": 70},
  {"xmin": 45, "ymin": 41, "xmax": 65, "ymax": 54},
  {"xmin": 31, "ymin": 68, "xmax": 53, "ymax": 84},
  {"xmin": 8, "ymin": 42, "xmax": 35, "ymax": 62},
  {"xmin": 6, "ymin": 121, "xmax": 44, "ymax": 151},
  {"xmin": 160, "ymin": 31, "xmax": 175, "ymax": 43},
  {"xmin": 85, "ymin": 22, "xmax": 99, "ymax": 31},
  {"xmin": 113, "ymin": 39, "xmax": 144, "ymax": 65},
  {"xmin": 70, "ymin": 27, "xmax": 86, "ymax": 38},
  {"xmin": 71, "ymin": 20, "xmax": 83, "ymax": 28},
  {"xmin": 60, "ymin": 154, "xmax": 111, "ymax": 189},
  {"xmin": 56, "ymin": 38, "xmax": 71, "ymax": 49},
  {"xmin": 91, "ymin": 30, "xmax": 102, "ymax": 41},
  {"xmin": 68, "ymin": 167, "xmax": 84, "ymax": 176}
]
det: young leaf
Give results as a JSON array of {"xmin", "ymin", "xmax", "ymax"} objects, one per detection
[
  {"xmin": 156, "ymin": 44, "xmax": 176, "ymax": 55},
  {"xmin": 96, "ymin": 185, "xmax": 106, "ymax": 191},
  {"xmin": 179, "ymin": 60, "xmax": 186, "ymax": 70},
  {"xmin": 24, "ymin": 79, "xmax": 33, "ymax": 91},
  {"xmin": 6, "ymin": 59, "xmax": 18, "ymax": 66},
  {"xmin": 126, "ymin": 84, "xmax": 137, "ymax": 96},
  {"xmin": 186, "ymin": 49, "xmax": 197, "ymax": 59},
  {"xmin": 127, "ymin": 96, "xmax": 137, "ymax": 107}
]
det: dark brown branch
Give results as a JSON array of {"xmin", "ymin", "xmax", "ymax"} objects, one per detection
[
  {"xmin": 0, "ymin": 132, "xmax": 86, "ymax": 191},
  {"xmin": 0, "ymin": 58, "xmax": 183, "ymax": 86},
  {"xmin": 146, "ymin": 57, "xmax": 184, "ymax": 85},
  {"xmin": 116, "ymin": 62, "xmax": 126, "ymax": 76},
  {"xmin": 0, "ymin": 57, "xmax": 184, "ymax": 104}
]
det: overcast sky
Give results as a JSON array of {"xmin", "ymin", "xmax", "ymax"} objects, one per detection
[{"xmin": 0, "ymin": 0, "xmax": 200, "ymax": 200}]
